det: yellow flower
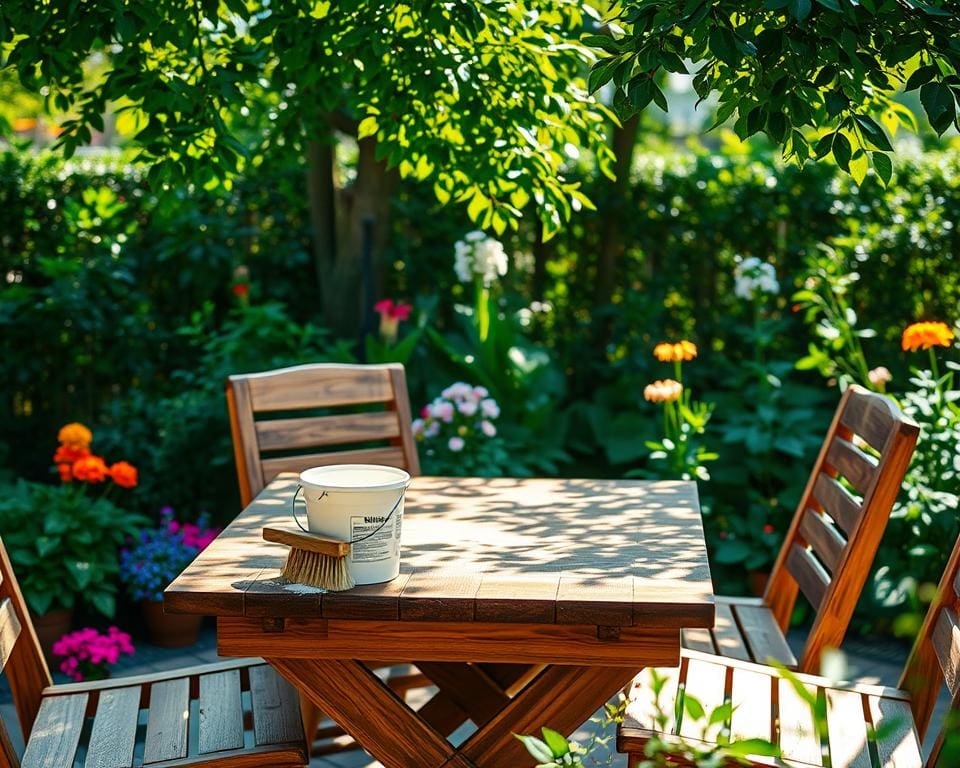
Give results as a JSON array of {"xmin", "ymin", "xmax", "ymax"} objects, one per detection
[
  {"xmin": 57, "ymin": 422, "xmax": 92, "ymax": 449},
  {"xmin": 653, "ymin": 340, "xmax": 698, "ymax": 363},
  {"xmin": 643, "ymin": 379, "xmax": 683, "ymax": 404},
  {"xmin": 901, "ymin": 321, "xmax": 955, "ymax": 352}
]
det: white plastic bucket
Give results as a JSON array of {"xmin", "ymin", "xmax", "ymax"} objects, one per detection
[{"xmin": 297, "ymin": 464, "xmax": 410, "ymax": 585}]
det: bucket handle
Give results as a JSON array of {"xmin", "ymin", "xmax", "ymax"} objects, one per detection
[{"xmin": 291, "ymin": 485, "xmax": 405, "ymax": 544}]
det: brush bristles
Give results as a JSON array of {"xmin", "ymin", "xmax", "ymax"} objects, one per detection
[{"xmin": 281, "ymin": 548, "xmax": 355, "ymax": 592}]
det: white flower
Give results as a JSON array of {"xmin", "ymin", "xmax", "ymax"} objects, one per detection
[
  {"xmin": 480, "ymin": 420, "xmax": 497, "ymax": 438},
  {"xmin": 465, "ymin": 230, "xmax": 485, "ymax": 242},
  {"xmin": 452, "ymin": 233, "xmax": 508, "ymax": 286},
  {"xmin": 734, "ymin": 256, "xmax": 779, "ymax": 300},
  {"xmin": 448, "ymin": 436, "xmax": 465, "ymax": 452},
  {"xmin": 458, "ymin": 400, "xmax": 478, "ymax": 417},
  {"xmin": 868, "ymin": 366, "xmax": 892, "ymax": 386},
  {"xmin": 411, "ymin": 418, "xmax": 424, "ymax": 436},
  {"xmin": 480, "ymin": 398, "xmax": 500, "ymax": 419}
]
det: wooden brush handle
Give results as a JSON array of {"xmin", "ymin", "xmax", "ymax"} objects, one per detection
[{"xmin": 263, "ymin": 526, "xmax": 351, "ymax": 558}]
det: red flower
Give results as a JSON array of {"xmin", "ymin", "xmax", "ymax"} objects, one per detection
[
  {"xmin": 763, "ymin": 524, "xmax": 775, "ymax": 535},
  {"xmin": 72, "ymin": 455, "xmax": 109, "ymax": 483},
  {"xmin": 373, "ymin": 299, "xmax": 413, "ymax": 344},
  {"xmin": 109, "ymin": 461, "xmax": 138, "ymax": 489},
  {"xmin": 58, "ymin": 463, "xmax": 74, "ymax": 482},
  {"xmin": 231, "ymin": 283, "xmax": 249, "ymax": 297},
  {"xmin": 53, "ymin": 444, "xmax": 90, "ymax": 466}
]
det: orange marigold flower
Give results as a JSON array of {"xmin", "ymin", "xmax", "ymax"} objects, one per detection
[
  {"xmin": 58, "ymin": 422, "xmax": 93, "ymax": 449},
  {"xmin": 53, "ymin": 444, "xmax": 90, "ymax": 466},
  {"xmin": 57, "ymin": 463, "xmax": 74, "ymax": 482},
  {"xmin": 653, "ymin": 340, "xmax": 698, "ymax": 363},
  {"xmin": 901, "ymin": 321, "xmax": 955, "ymax": 352},
  {"xmin": 109, "ymin": 461, "xmax": 138, "ymax": 489},
  {"xmin": 72, "ymin": 455, "xmax": 108, "ymax": 483},
  {"xmin": 643, "ymin": 379, "xmax": 683, "ymax": 404}
]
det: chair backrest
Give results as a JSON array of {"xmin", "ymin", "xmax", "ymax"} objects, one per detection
[
  {"xmin": 226, "ymin": 363, "xmax": 421, "ymax": 507},
  {"xmin": 899, "ymin": 525, "xmax": 960, "ymax": 766},
  {"xmin": 0, "ymin": 536, "xmax": 53, "ymax": 766},
  {"xmin": 764, "ymin": 385, "xmax": 920, "ymax": 673}
]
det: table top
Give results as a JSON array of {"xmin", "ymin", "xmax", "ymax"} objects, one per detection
[{"xmin": 165, "ymin": 474, "xmax": 715, "ymax": 627}]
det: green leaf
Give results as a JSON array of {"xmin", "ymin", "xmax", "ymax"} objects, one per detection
[
  {"xmin": 853, "ymin": 115, "xmax": 893, "ymax": 151},
  {"xmin": 89, "ymin": 590, "xmax": 116, "ymax": 618},
  {"xmin": 872, "ymin": 152, "xmax": 893, "ymax": 187},
  {"xmin": 920, "ymin": 81, "xmax": 956, "ymax": 135},
  {"xmin": 708, "ymin": 701, "xmax": 733, "ymax": 726},
  {"xmin": 515, "ymin": 735, "xmax": 555, "ymax": 763},
  {"xmin": 849, "ymin": 150, "xmax": 869, "ymax": 185},
  {"xmin": 357, "ymin": 116, "xmax": 378, "ymax": 140},
  {"xmin": 726, "ymin": 737, "xmax": 781, "ymax": 757},
  {"xmin": 789, "ymin": 0, "xmax": 812, "ymax": 20},
  {"xmin": 683, "ymin": 693, "xmax": 706, "ymax": 722},
  {"xmin": 832, "ymin": 132, "xmax": 851, "ymax": 171},
  {"xmin": 540, "ymin": 728, "xmax": 569, "ymax": 756}
]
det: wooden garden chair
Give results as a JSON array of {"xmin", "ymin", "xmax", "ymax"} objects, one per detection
[
  {"xmin": 226, "ymin": 362, "xmax": 423, "ymax": 755},
  {"xmin": 0, "ymin": 538, "xmax": 307, "ymax": 768},
  {"xmin": 226, "ymin": 362, "xmax": 420, "ymax": 508},
  {"xmin": 684, "ymin": 386, "xmax": 919, "ymax": 673},
  {"xmin": 618, "ymin": 521, "xmax": 960, "ymax": 767}
]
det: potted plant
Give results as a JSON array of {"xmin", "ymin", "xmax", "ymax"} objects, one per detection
[
  {"xmin": 0, "ymin": 423, "xmax": 144, "ymax": 657},
  {"xmin": 52, "ymin": 626, "xmax": 135, "ymax": 682},
  {"xmin": 120, "ymin": 508, "xmax": 219, "ymax": 647}
]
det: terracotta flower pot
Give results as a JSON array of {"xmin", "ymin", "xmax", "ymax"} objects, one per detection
[
  {"xmin": 32, "ymin": 607, "xmax": 73, "ymax": 661},
  {"xmin": 141, "ymin": 600, "xmax": 202, "ymax": 647}
]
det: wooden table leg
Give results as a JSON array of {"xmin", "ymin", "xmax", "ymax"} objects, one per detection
[
  {"xmin": 416, "ymin": 662, "xmax": 533, "ymax": 729},
  {"xmin": 268, "ymin": 657, "xmax": 461, "ymax": 768}
]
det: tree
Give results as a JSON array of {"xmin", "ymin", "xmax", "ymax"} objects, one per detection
[
  {"xmin": 0, "ymin": 1, "xmax": 613, "ymax": 332},
  {"xmin": 589, "ymin": 1, "xmax": 960, "ymax": 187}
]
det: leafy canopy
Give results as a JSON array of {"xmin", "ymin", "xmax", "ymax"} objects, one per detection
[
  {"xmin": 590, "ymin": 1, "xmax": 960, "ymax": 186},
  {"xmin": 0, "ymin": 1, "xmax": 614, "ymax": 238}
]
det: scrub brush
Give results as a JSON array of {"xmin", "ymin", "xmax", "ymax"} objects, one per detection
[{"xmin": 262, "ymin": 526, "xmax": 355, "ymax": 591}]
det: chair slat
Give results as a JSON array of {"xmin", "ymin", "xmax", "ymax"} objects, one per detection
[
  {"xmin": 824, "ymin": 688, "xmax": 871, "ymax": 768},
  {"xmin": 622, "ymin": 666, "xmax": 681, "ymax": 735},
  {"xmin": 679, "ymin": 658, "xmax": 727, "ymax": 741},
  {"xmin": 797, "ymin": 509, "xmax": 846, "ymax": 574},
  {"xmin": 249, "ymin": 665, "xmax": 304, "ymax": 747},
  {"xmin": 246, "ymin": 365, "xmax": 395, "ymax": 411},
  {"xmin": 729, "ymin": 666, "xmax": 773, "ymax": 743},
  {"xmin": 20, "ymin": 693, "xmax": 87, "ymax": 768},
  {"xmin": 681, "ymin": 628, "xmax": 715, "ymax": 654},
  {"xmin": 255, "ymin": 411, "xmax": 401, "ymax": 452},
  {"xmin": 825, "ymin": 437, "xmax": 878, "ymax": 496},
  {"xmin": 712, "ymin": 602, "xmax": 751, "ymax": 661},
  {"xmin": 260, "ymin": 446, "xmax": 408, "ymax": 481},
  {"xmin": 732, "ymin": 604, "xmax": 797, "ymax": 667},
  {"xmin": 812, "ymin": 474, "xmax": 862, "ymax": 537},
  {"xmin": 786, "ymin": 544, "xmax": 830, "ymax": 610},
  {"xmin": 143, "ymin": 677, "xmax": 190, "ymax": 763},
  {"xmin": 932, "ymin": 607, "xmax": 960, "ymax": 696},
  {"xmin": 867, "ymin": 695, "xmax": 923, "ymax": 768},
  {"xmin": 85, "ymin": 686, "xmax": 140, "ymax": 768},
  {"xmin": 198, "ymin": 669, "xmax": 244, "ymax": 754},
  {"xmin": 777, "ymin": 678, "xmax": 822, "ymax": 766},
  {"xmin": 0, "ymin": 597, "xmax": 22, "ymax": 672},
  {"xmin": 839, "ymin": 391, "xmax": 898, "ymax": 453}
]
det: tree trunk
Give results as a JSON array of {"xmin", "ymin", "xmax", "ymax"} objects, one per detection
[
  {"xmin": 594, "ymin": 114, "xmax": 640, "ymax": 308},
  {"xmin": 306, "ymin": 132, "xmax": 396, "ymax": 339}
]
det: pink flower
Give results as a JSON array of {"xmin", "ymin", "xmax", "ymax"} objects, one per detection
[
  {"xmin": 457, "ymin": 400, "xmax": 478, "ymax": 417},
  {"xmin": 480, "ymin": 398, "xmax": 500, "ymax": 419},
  {"xmin": 412, "ymin": 418, "xmax": 424, "ymax": 437},
  {"xmin": 432, "ymin": 401, "xmax": 455, "ymax": 423},
  {"xmin": 374, "ymin": 299, "xmax": 413, "ymax": 344},
  {"xmin": 480, "ymin": 420, "xmax": 497, "ymax": 437},
  {"xmin": 420, "ymin": 405, "xmax": 431, "ymax": 419},
  {"xmin": 868, "ymin": 366, "xmax": 892, "ymax": 391},
  {"xmin": 448, "ymin": 436, "xmax": 465, "ymax": 452}
]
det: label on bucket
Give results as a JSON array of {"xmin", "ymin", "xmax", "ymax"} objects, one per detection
[{"xmin": 350, "ymin": 514, "xmax": 398, "ymax": 563}]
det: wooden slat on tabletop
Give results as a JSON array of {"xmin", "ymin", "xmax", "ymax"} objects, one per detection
[
  {"xmin": 798, "ymin": 509, "xmax": 846, "ymax": 574},
  {"xmin": 474, "ymin": 572, "xmax": 559, "ymax": 623},
  {"xmin": 261, "ymin": 446, "xmax": 407, "ymax": 481},
  {"xmin": 400, "ymin": 570, "xmax": 483, "ymax": 622},
  {"xmin": 85, "ymin": 686, "xmax": 141, "ymax": 768},
  {"xmin": 777, "ymin": 678, "xmax": 822, "ymax": 766},
  {"xmin": 785, "ymin": 544, "xmax": 830, "ymax": 610},
  {"xmin": 732, "ymin": 604, "xmax": 797, "ymax": 667},
  {"xmin": 679, "ymin": 657, "xmax": 728, "ymax": 742},
  {"xmin": 825, "ymin": 688, "xmax": 871, "ymax": 768},
  {"xmin": 322, "ymin": 572, "xmax": 410, "ymax": 620},
  {"xmin": 249, "ymin": 665, "xmax": 303, "ymax": 747},
  {"xmin": 812, "ymin": 475, "xmax": 862, "ymax": 536},
  {"xmin": 0, "ymin": 597, "xmax": 21, "ymax": 669},
  {"xmin": 143, "ymin": 678, "xmax": 190, "ymax": 763},
  {"xmin": 825, "ymin": 437, "xmax": 877, "ymax": 496},
  {"xmin": 839, "ymin": 392, "xmax": 897, "ymax": 453},
  {"xmin": 20, "ymin": 693, "xmax": 87, "ymax": 768},
  {"xmin": 868, "ymin": 695, "xmax": 923, "ymax": 768},
  {"xmin": 712, "ymin": 602, "xmax": 751, "ymax": 661},
  {"xmin": 932, "ymin": 607, "xmax": 960, "ymax": 695},
  {"xmin": 729, "ymin": 666, "xmax": 773, "ymax": 744},
  {"xmin": 198, "ymin": 669, "xmax": 244, "ymax": 754},
  {"xmin": 556, "ymin": 574, "xmax": 633, "ymax": 626},
  {"xmin": 682, "ymin": 628, "xmax": 715, "ymax": 654},
  {"xmin": 246, "ymin": 364, "xmax": 395, "ymax": 411},
  {"xmin": 255, "ymin": 411, "xmax": 400, "ymax": 451}
]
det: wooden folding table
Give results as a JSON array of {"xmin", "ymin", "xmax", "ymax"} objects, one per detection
[{"xmin": 165, "ymin": 474, "xmax": 715, "ymax": 768}]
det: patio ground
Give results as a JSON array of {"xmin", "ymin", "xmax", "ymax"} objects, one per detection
[{"xmin": 0, "ymin": 624, "xmax": 942, "ymax": 766}]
